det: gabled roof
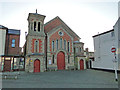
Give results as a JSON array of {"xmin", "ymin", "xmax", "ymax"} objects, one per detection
[{"xmin": 44, "ymin": 16, "xmax": 80, "ymax": 40}]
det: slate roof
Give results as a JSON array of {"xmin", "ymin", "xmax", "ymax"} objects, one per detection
[
  {"xmin": 8, "ymin": 29, "xmax": 20, "ymax": 35},
  {"xmin": 93, "ymin": 29, "xmax": 114, "ymax": 37},
  {"xmin": 73, "ymin": 41, "xmax": 84, "ymax": 44},
  {"xmin": 0, "ymin": 25, "xmax": 8, "ymax": 29},
  {"xmin": 0, "ymin": 25, "xmax": 20, "ymax": 35},
  {"xmin": 27, "ymin": 53, "xmax": 44, "ymax": 56},
  {"xmin": 44, "ymin": 16, "xmax": 80, "ymax": 41}
]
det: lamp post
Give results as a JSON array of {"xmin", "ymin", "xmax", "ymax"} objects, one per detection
[{"xmin": 111, "ymin": 46, "xmax": 118, "ymax": 81}]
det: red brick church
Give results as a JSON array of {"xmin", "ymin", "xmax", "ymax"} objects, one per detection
[{"xmin": 24, "ymin": 11, "xmax": 86, "ymax": 73}]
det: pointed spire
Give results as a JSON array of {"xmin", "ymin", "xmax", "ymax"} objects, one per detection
[{"xmin": 36, "ymin": 9, "xmax": 37, "ymax": 14}]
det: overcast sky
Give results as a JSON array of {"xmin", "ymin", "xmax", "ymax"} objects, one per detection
[{"xmin": 0, "ymin": 0, "xmax": 119, "ymax": 51}]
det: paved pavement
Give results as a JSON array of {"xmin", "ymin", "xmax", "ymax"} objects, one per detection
[{"xmin": 2, "ymin": 69, "xmax": 119, "ymax": 88}]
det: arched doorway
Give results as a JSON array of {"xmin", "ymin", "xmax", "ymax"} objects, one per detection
[
  {"xmin": 34, "ymin": 59, "xmax": 40, "ymax": 72},
  {"xmin": 80, "ymin": 59, "xmax": 84, "ymax": 70},
  {"xmin": 57, "ymin": 51, "xmax": 65, "ymax": 70}
]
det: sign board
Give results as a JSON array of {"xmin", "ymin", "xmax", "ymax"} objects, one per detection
[{"xmin": 111, "ymin": 47, "xmax": 116, "ymax": 53}]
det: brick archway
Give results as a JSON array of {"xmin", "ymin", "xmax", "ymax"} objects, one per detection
[
  {"xmin": 80, "ymin": 59, "xmax": 84, "ymax": 70},
  {"xmin": 57, "ymin": 51, "xmax": 65, "ymax": 70},
  {"xmin": 34, "ymin": 59, "xmax": 40, "ymax": 72}
]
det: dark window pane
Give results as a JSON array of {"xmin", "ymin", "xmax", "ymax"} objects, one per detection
[
  {"xmin": 60, "ymin": 38, "xmax": 62, "ymax": 48},
  {"xmin": 38, "ymin": 22, "xmax": 40, "ymax": 32},
  {"xmin": 56, "ymin": 40, "xmax": 58, "ymax": 50},
  {"xmin": 52, "ymin": 41, "xmax": 54, "ymax": 51},
  {"xmin": 34, "ymin": 22, "xmax": 36, "ymax": 31}
]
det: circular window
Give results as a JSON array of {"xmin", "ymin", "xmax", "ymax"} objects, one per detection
[{"xmin": 58, "ymin": 31, "xmax": 64, "ymax": 36}]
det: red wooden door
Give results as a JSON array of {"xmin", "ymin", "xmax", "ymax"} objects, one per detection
[
  {"xmin": 57, "ymin": 52, "xmax": 65, "ymax": 70},
  {"xmin": 34, "ymin": 59, "xmax": 40, "ymax": 72},
  {"xmin": 80, "ymin": 60, "xmax": 84, "ymax": 70},
  {"xmin": 4, "ymin": 60, "xmax": 11, "ymax": 71}
]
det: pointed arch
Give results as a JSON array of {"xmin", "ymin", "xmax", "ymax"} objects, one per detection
[
  {"xmin": 57, "ymin": 51, "xmax": 65, "ymax": 70},
  {"xmin": 34, "ymin": 59, "xmax": 40, "ymax": 72}
]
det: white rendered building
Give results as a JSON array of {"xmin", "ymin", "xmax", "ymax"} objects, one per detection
[{"xmin": 92, "ymin": 18, "xmax": 120, "ymax": 71}]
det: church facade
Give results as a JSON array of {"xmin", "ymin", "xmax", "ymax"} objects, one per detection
[{"xmin": 24, "ymin": 12, "xmax": 86, "ymax": 73}]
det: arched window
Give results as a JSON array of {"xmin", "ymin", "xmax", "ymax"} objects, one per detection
[
  {"xmin": 68, "ymin": 41, "xmax": 70, "ymax": 52},
  {"xmin": 80, "ymin": 47, "xmax": 81, "ymax": 52},
  {"xmin": 34, "ymin": 21, "xmax": 36, "ymax": 31},
  {"xmin": 52, "ymin": 41, "xmax": 54, "ymax": 51},
  {"xmin": 35, "ymin": 41, "xmax": 38, "ymax": 52},
  {"xmin": 60, "ymin": 38, "xmax": 62, "ymax": 49},
  {"xmin": 38, "ymin": 22, "xmax": 40, "ymax": 32},
  {"xmin": 56, "ymin": 39, "xmax": 58, "ymax": 50},
  {"xmin": 64, "ymin": 40, "xmax": 66, "ymax": 50}
]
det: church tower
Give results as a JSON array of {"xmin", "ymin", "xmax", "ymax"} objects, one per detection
[{"xmin": 25, "ymin": 10, "xmax": 46, "ymax": 72}]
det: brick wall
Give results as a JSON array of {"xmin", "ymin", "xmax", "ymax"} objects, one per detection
[
  {"xmin": 49, "ymin": 28, "xmax": 72, "ymax": 53},
  {"xmin": 31, "ymin": 38, "xmax": 42, "ymax": 53},
  {"xmin": 44, "ymin": 17, "xmax": 61, "ymax": 33},
  {"xmin": 5, "ymin": 34, "xmax": 20, "ymax": 55},
  {"xmin": 44, "ymin": 17, "xmax": 80, "ymax": 42}
]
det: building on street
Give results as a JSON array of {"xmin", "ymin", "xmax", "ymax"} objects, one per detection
[
  {"xmin": 84, "ymin": 48, "xmax": 94, "ymax": 69},
  {"xmin": 24, "ymin": 11, "xmax": 87, "ymax": 73},
  {"xmin": 0, "ymin": 25, "xmax": 25, "ymax": 72},
  {"xmin": 92, "ymin": 17, "xmax": 120, "ymax": 71},
  {"xmin": 0, "ymin": 11, "xmax": 94, "ymax": 73}
]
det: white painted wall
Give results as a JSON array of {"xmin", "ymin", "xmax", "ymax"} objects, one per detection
[
  {"xmin": 113, "ymin": 18, "xmax": 120, "ymax": 70},
  {"xmin": 0, "ymin": 28, "xmax": 6, "ymax": 71},
  {"xmin": 93, "ymin": 30, "xmax": 119, "ymax": 70},
  {"xmin": 0, "ymin": 29, "xmax": 6, "ymax": 55}
]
